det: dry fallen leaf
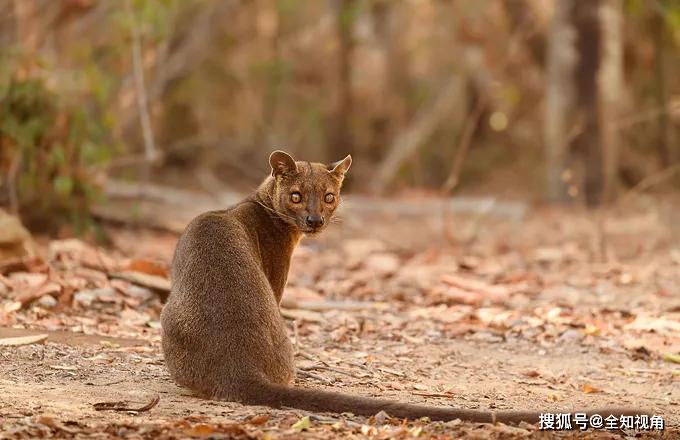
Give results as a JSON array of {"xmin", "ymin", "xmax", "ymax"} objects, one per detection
[
  {"xmin": 624, "ymin": 315, "xmax": 680, "ymax": 334},
  {"xmin": 409, "ymin": 426, "xmax": 423, "ymax": 437},
  {"xmin": 125, "ymin": 259, "xmax": 169, "ymax": 278},
  {"xmin": 581, "ymin": 383, "xmax": 602, "ymax": 394},
  {"xmin": 183, "ymin": 423, "xmax": 219, "ymax": 436},
  {"xmin": 16, "ymin": 281, "xmax": 62, "ymax": 308},
  {"xmin": 246, "ymin": 414, "xmax": 270, "ymax": 425},
  {"xmin": 663, "ymin": 353, "xmax": 680, "ymax": 364},
  {"xmin": 361, "ymin": 424, "xmax": 377, "ymax": 435},
  {"xmin": 291, "ymin": 415, "xmax": 312, "ymax": 431},
  {"xmin": 582, "ymin": 324, "xmax": 601, "ymax": 336},
  {"xmin": 548, "ymin": 393, "xmax": 562, "ymax": 402}
]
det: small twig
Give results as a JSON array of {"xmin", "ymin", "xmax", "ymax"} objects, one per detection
[
  {"xmin": 440, "ymin": 97, "xmax": 487, "ymax": 195},
  {"xmin": 616, "ymin": 163, "xmax": 680, "ymax": 206},
  {"xmin": 441, "ymin": 13, "xmax": 538, "ymax": 195},
  {"xmin": 340, "ymin": 359, "xmax": 372, "ymax": 372},
  {"xmin": 300, "ymin": 363, "xmax": 365, "ymax": 379},
  {"xmin": 280, "ymin": 308, "xmax": 324, "ymax": 323},
  {"xmin": 376, "ymin": 367, "xmax": 406, "ymax": 378},
  {"xmin": 296, "ymin": 369, "xmax": 333, "ymax": 385},
  {"xmin": 93, "ymin": 395, "xmax": 160, "ymax": 412},
  {"xmin": 440, "ymin": 12, "xmax": 539, "ymax": 243},
  {"xmin": 95, "ymin": 248, "xmax": 113, "ymax": 274},
  {"xmin": 298, "ymin": 351, "xmax": 373, "ymax": 377},
  {"xmin": 297, "ymin": 351, "xmax": 366, "ymax": 379},
  {"xmin": 411, "ymin": 391, "xmax": 456, "ymax": 398},
  {"xmin": 616, "ymin": 101, "xmax": 680, "ymax": 129},
  {"xmin": 297, "ymin": 350, "xmax": 318, "ymax": 362},
  {"xmin": 86, "ymin": 379, "xmax": 126, "ymax": 387}
]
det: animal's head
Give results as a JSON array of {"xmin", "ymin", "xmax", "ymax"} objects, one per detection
[{"xmin": 267, "ymin": 150, "xmax": 351, "ymax": 235}]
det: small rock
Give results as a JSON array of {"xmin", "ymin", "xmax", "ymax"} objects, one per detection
[
  {"xmin": 281, "ymin": 286, "xmax": 323, "ymax": 306},
  {"xmin": 558, "ymin": 329, "xmax": 583, "ymax": 342},
  {"xmin": 8, "ymin": 272, "xmax": 47, "ymax": 287},
  {"xmin": 364, "ymin": 253, "xmax": 400, "ymax": 276},
  {"xmin": 120, "ymin": 308, "xmax": 150, "ymax": 326},
  {"xmin": 373, "ymin": 410, "xmax": 391, "ymax": 425},
  {"xmin": 74, "ymin": 287, "xmax": 116, "ymax": 307},
  {"xmin": 533, "ymin": 247, "xmax": 563, "ymax": 263},
  {"xmin": 126, "ymin": 285, "xmax": 155, "ymax": 301},
  {"xmin": 36, "ymin": 295, "xmax": 57, "ymax": 308}
]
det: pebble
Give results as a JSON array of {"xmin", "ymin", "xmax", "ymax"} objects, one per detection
[
  {"xmin": 73, "ymin": 287, "xmax": 116, "ymax": 307},
  {"xmin": 126, "ymin": 285, "xmax": 155, "ymax": 301},
  {"xmin": 37, "ymin": 294, "xmax": 57, "ymax": 308}
]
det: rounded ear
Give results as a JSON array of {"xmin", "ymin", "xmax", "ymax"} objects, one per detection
[
  {"xmin": 328, "ymin": 154, "xmax": 352, "ymax": 177},
  {"xmin": 269, "ymin": 150, "xmax": 298, "ymax": 177}
]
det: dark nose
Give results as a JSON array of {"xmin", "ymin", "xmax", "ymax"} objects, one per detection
[{"xmin": 305, "ymin": 215, "xmax": 324, "ymax": 228}]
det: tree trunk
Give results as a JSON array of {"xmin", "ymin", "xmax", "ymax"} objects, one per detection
[
  {"xmin": 652, "ymin": 11, "xmax": 671, "ymax": 168},
  {"xmin": 329, "ymin": 0, "xmax": 356, "ymax": 160},
  {"xmin": 571, "ymin": 0, "xmax": 603, "ymax": 207},
  {"xmin": 545, "ymin": 0, "xmax": 618, "ymax": 206},
  {"xmin": 545, "ymin": 0, "xmax": 576, "ymax": 202},
  {"xmin": 599, "ymin": 0, "xmax": 623, "ymax": 202}
]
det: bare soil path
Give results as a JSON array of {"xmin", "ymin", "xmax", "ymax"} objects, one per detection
[{"xmin": 1, "ymin": 195, "xmax": 678, "ymax": 439}]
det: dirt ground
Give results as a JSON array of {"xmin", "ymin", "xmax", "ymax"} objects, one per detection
[{"xmin": 1, "ymin": 194, "xmax": 678, "ymax": 439}]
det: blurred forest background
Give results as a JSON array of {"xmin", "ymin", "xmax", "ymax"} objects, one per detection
[{"xmin": 0, "ymin": 0, "xmax": 679, "ymax": 233}]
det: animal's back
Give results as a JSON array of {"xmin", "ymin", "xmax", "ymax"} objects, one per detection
[{"xmin": 161, "ymin": 205, "xmax": 295, "ymax": 398}]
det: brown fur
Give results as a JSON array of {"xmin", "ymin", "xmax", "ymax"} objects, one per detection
[{"xmin": 161, "ymin": 150, "xmax": 647, "ymax": 424}]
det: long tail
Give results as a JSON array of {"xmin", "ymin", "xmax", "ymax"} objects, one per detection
[{"xmin": 240, "ymin": 382, "xmax": 646, "ymax": 425}]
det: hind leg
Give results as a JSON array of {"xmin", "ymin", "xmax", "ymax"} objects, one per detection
[{"xmin": 259, "ymin": 318, "xmax": 296, "ymax": 384}]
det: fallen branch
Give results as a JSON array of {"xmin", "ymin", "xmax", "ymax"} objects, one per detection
[
  {"xmin": 0, "ymin": 333, "xmax": 48, "ymax": 346},
  {"xmin": 91, "ymin": 203, "xmax": 188, "ymax": 234},
  {"xmin": 93, "ymin": 395, "xmax": 160, "ymax": 413}
]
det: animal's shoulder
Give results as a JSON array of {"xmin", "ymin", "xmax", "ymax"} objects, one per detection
[{"xmin": 180, "ymin": 207, "xmax": 255, "ymax": 248}]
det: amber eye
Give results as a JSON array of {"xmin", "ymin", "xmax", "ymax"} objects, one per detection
[
  {"xmin": 324, "ymin": 193, "xmax": 335, "ymax": 204},
  {"xmin": 290, "ymin": 192, "xmax": 302, "ymax": 203}
]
